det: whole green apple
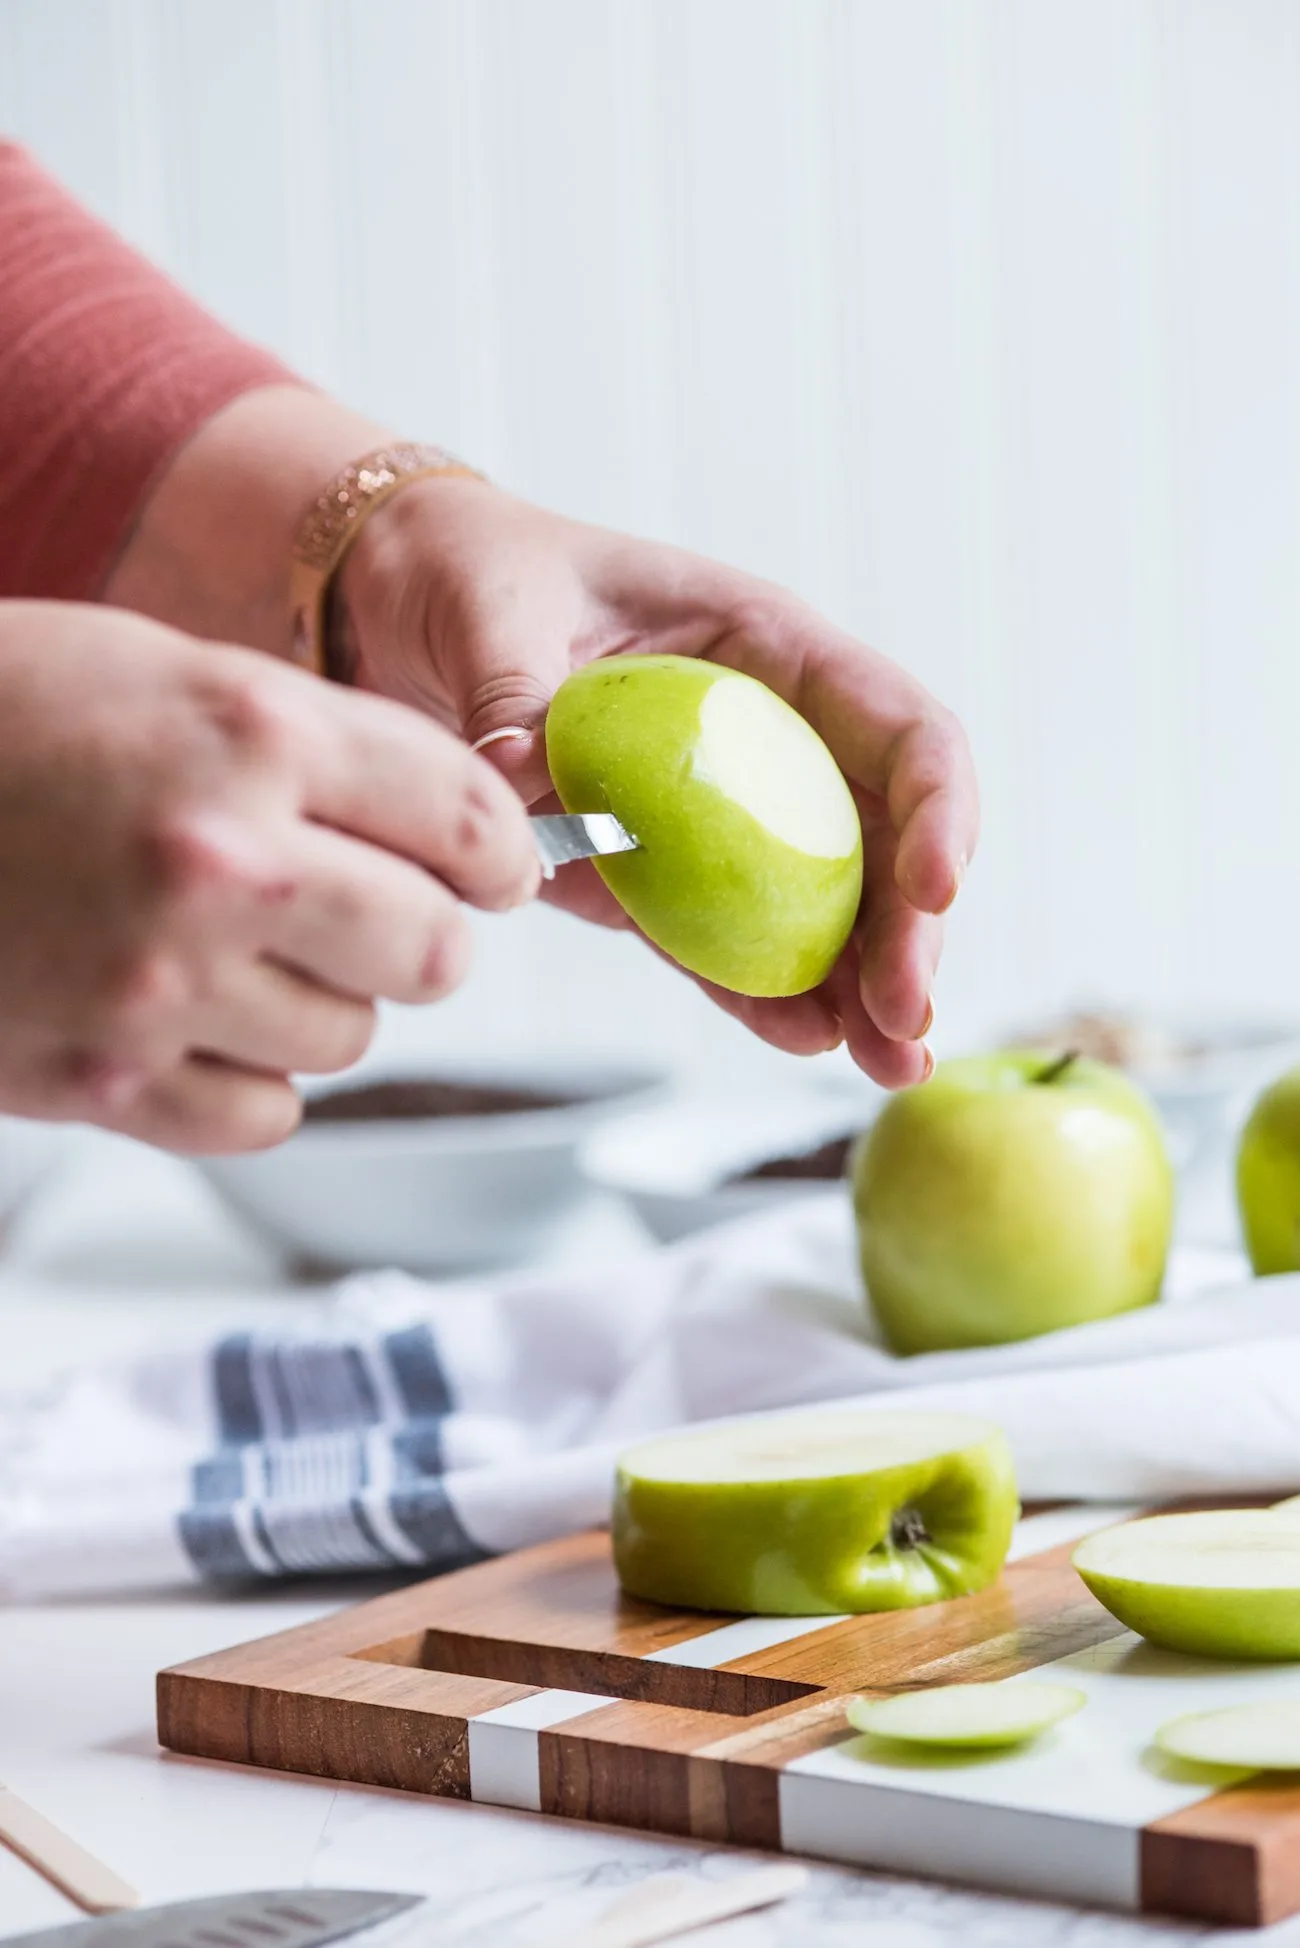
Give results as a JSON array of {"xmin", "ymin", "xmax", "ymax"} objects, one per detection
[
  {"xmin": 1236, "ymin": 1066, "xmax": 1300, "ymax": 1274},
  {"xmin": 1073, "ymin": 1510, "xmax": 1300, "ymax": 1660},
  {"xmin": 612, "ymin": 1407, "xmax": 1018, "ymax": 1615},
  {"xmin": 852, "ymin": 1051, "xmax": 1174, "ymax": 1354},
  {"xmin": 544, "ymin": 654, "xmax": 862, "ymax": 997}
]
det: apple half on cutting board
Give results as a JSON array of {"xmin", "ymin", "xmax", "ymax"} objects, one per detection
[
  {"xmin": 545, "ymin": 654, "xmax": 863, "ymax": 997},
  {"xmin": 612, "ymin": 1408, "xmax": 1018, "ymax": 1615},
  {"xmin": 1073, "ymin": 1509, "xmax": 1300, "ymax": 1660}
]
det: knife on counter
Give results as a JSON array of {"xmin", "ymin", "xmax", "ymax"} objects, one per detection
[
  {"xmin": 531, "ymin": 813, "xmax": 638, "ymax": 879},
  {"xmin": 4, "ymin": 1887, "xmax": 422, "ymax": 1948}
]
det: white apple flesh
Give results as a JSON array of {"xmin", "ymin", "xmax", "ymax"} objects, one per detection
[
  {"xmin": 847, "ymin": 1680, "xmax": 1085, "ymax": 1750},
  {"xmin": 1073, "ymin": 1511, "xmax": 1300, "ymax": 1660}
]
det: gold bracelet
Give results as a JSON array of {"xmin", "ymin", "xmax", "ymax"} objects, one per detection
[{"xmin": 288, "ymin": 442, "xmax": 484, "ymax": 675}]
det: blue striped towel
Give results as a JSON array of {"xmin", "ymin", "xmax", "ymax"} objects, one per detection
[{"xmin": 0, "ymin": 1197, "xmax": 1290, "ymax": 1597}]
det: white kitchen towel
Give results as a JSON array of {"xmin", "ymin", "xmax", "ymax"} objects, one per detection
[{"xmin": 2, "ymin": 1191, "xmax": 1300, "ymax": 1598}]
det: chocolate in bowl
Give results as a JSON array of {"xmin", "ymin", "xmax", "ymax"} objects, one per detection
[
  {"xmin": 199, "ymin": 1058, "xmax": 662, "ymax": 1273},
  {"xmin": 302, "ymin": 1078, "xmax": 582, "ymax": 1124},
  {"xmin": 724, "ymin": 1132, "xmax": 855, "ymax": 1185}
]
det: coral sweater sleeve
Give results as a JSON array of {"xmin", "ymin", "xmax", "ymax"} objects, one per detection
[{"xmin": 0, "ymin": 143, "xmax": 295, "ymax": 602}]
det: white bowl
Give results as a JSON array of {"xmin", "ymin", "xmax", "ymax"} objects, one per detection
[
  {"xmin": 992, "ymin": 1009, "xmax": 1300, "ymax": 1246},
  {"xmin": 579, "ymin": 1085, "xmax": 879, "ymax": 1243},
  {"xmin": 197, "ymin": 1057, "xmax": 663, "ymax": 1275},
  {"xmin": 997, "ymin": 1012, "xmax": 1300, "ymax": 1169},
  {"xmin": 1127, "ymin": 1018, "xmax": 1300, "ymax": 1167}
]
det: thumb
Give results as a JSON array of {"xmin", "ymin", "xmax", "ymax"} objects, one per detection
[{"xmin": 452, "ymin": 631, "xmax": 572, "ymax": 806}]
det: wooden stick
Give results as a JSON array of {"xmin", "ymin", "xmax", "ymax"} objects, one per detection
[
  {"xmin": 567, "ymin": 1864, "xmax": 808, "ymax": 1948},
  {"xmin": 0, "ymin": 1785, "xmax": 139, "ymax": 1914}
]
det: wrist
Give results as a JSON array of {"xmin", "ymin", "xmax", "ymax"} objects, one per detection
[
  {"xmin": 104, "ymin": 385, "xmax": 391, "ymax": 658},
  {"xmin": 332, "ymin": 470, "xmax": 501, "ymax": 712}
]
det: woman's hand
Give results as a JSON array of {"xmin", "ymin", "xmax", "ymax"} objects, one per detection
[
  {"xmin": 0, "ymin": 602, "xmax": 538, "ymax": 1151},
  {"xmin": 338, "ymin": 479, "xmax": 978, "ymax": 1086}
]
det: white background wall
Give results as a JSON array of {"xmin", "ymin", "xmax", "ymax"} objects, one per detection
[{"xmin": 3, "ymin": 0, "xmax": 1299, "ymax": 1087}]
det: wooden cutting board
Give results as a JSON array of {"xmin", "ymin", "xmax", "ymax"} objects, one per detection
[{"xmin": 157, "ymin": 1504, "xmax": 1300, "ymax": 1928}]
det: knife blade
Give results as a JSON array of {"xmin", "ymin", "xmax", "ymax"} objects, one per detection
[
  {"xmin": 531, "ymin": 813, "xmax": 639, "ymax": 879},
  {"xmin": 4, "ymin": 1887, "xmax": 422, "ymax": 1948}
]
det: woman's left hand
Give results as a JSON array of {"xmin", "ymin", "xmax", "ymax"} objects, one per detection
[{"xmin": 336, "ymin": 477, "xmax": 978, "ymax": 1088}]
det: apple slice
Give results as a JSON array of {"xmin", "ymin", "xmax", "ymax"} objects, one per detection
[
  {"xmin": 1156, "ymin": 1701, "xmax": 1300, "ymax": 1770},
  {"xmin": 847, "ymin": 1680, "xmax": 1085, "ymax": 1749},
  {"xmin": 612, "ymin": 1408, "xmax": 1017, "ymax": 1616},
  {"xmin": 1073, "ymin": 1511, "xmax": 1300, "ymax": 1659},
  {"xmin": 545, "ymin": 655, "xmax": 863, "ymax": 998}
]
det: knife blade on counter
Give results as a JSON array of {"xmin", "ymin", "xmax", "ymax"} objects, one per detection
[
  {"xmin": 3, "ymin": 1887, "xmax": 422, "ymax": 1948},
  {"xmin": 531, "ymin": 813, "xmax": 638, "ymax": 879}
]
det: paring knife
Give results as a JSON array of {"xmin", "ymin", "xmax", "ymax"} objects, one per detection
[
  {"xmin": 531, "ymin": 813, "xmax": 639, "ymax": 879},
  {"xmin": 3, "ymin": 1887, "xmax": 422, "ymax": 1948}
]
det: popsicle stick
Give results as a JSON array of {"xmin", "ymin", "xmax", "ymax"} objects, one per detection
[
  {"xmin": 567, "ymin": 1863, "xmax": 808, "ymax": 1948},
  {"xmin": 0, "ymin": 1785, "xmax": 139, "ymax": 1914}
]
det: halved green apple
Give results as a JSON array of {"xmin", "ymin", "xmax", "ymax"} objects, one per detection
[
  {"xmin": 545, "ymin": 655, "xmax": 862, "ymax": 997},
  {"xmin": 847, "ymin": 1680, "xmax": 1085, "ymax": 1749},
  {"xmin": 612, "ymin": 1408, "xmax": 1018, "ymax": 1616},
  {"xmin": 1156, "ymin": 1701, "xmax": 1300, "ymax": 1770},
  {"xmin": 1073, "ymin": 1511, "xmax": 1300, "ymax": 1659}
]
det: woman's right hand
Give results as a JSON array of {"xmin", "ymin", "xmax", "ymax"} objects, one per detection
[{"xmin": 0, "ymin": 602, "xmax": 540, "ymax": 1152}]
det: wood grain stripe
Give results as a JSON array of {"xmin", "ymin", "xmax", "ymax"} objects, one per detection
[{"xmin": 1143, "ymin": 1781, "xmax": 1300, "ymax": 1927}]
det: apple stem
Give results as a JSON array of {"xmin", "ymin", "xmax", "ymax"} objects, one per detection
[
  {"xmin": 1035, "ymin": 1049, "xmax": 1080, "ymax": 1086},
  {"xmin": 891, "ymin": 1508, "xmax": 929, "ymax": 1550}
]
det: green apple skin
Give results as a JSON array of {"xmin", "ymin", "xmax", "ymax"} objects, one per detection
[
  {"xmin": 852, "ymin": 1052, "xmax": 1175, "ymax": 1355},
  {"xmin": 1237, "ymin": 1067, "xmax": 1300, "ymax": 1274},
  {"xmin": 1074, "ymin": 1571, "xmax": 1300, "ymax": 1661},
  {"xmin": 544, "ymin": 655, "xmax": 862, "ymax": 998},
  {"xmin": 612, "ymin": 1412, "xmax": 1018, "ymax": 1616}
]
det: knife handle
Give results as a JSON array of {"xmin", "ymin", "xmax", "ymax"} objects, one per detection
[{"xmin": 0, "ymin": 1785, "xmax": 138, "ymax": 1914}]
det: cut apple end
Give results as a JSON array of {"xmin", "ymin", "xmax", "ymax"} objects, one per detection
[
  {"xmin": 847, "ymin": 1680, "xmax": 1085, "ymax": 1750},
  {"xmin": 1156, "ymin": 1701, "xmax": 1300, "ymax": 1771},
  {"xmin": 693, "ymin": 674, "xmax": 860, "ymax": 860},
  {"xmin": 1074, "ymin": 1511, "xmax": 1300, "ymax": 1659},
  {"xmin": 1074, "ymin": 1512, "xmax": 1300, "ymax": 1590},
  {"xmin": 619, "ymin": 1409, "xmax": 1005, "ymax": 1485}
]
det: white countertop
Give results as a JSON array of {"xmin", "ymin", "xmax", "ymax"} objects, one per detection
[{"xmin": 0, "ymin": 1133, "xmax": 1280, "ymax": 1945}]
